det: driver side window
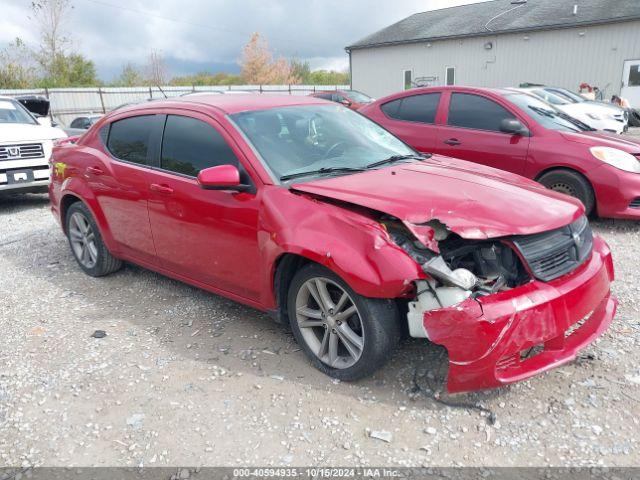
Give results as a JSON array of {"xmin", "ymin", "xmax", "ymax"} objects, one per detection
[
  {"xmin": 161, "ymin": 115, "xmax": 239, "ymax": 177},
  {"xmin": 447, "ymin": 93, "xmax": 516, "ymax": 132}
]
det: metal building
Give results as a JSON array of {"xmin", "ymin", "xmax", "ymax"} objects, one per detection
[{"xmin": 346, "ymin": 0, "xmax": 640, "ymax": 107}]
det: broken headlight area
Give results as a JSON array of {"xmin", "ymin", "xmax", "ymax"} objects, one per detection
[
  {"xmin": 383, "ymin": 218, "xmax": 530, "ymax": 295},
  {"xmin": 382, "ymin": 217, "xmax": 532, "ymax": 338}
]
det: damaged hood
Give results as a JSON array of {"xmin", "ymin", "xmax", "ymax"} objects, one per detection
[{"xmin": 291, "ymin": 156, "xmax": 583, "ymax": 240}]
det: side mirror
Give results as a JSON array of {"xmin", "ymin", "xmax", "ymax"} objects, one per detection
[
  {"xmin": 197, "ymin": 164, "xmax": 251, "ymax": 192},
  {"xmin": 340, "ymin": 98, "xmax": 352, "ymax": 107},
  {"xmin": 500, "ymin": 118, "xmax": 528, "ymax": 136}
]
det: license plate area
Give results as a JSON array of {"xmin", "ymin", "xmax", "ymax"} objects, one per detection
[{"xmin": 6, "ymin": 169, "xmax": 35, "ymax": 184}]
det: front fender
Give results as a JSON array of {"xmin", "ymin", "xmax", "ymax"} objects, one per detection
[{"xmin": 259, "ymin": 186, "xmax": 425, "ymax": 308}]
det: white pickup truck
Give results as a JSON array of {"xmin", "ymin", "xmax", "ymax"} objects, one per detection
[{"xmin": 0, "ymin": 95, "xmax": 67, "ymax": 195}]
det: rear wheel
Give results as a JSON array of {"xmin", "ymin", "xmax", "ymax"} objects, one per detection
[
  {"xmin": 287, "ymin": 264, "xmax": 400, "ymax": 380},
  {"xmin": 538, "ymin": 169, "xmax": 595, "ymax": 216},
  {"xmin": 65, "ymin": 202, "xmax": 122, "ymax": 277}
]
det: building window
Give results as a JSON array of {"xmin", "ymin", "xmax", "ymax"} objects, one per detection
[
  {"xmin": 629, "ymin": 63, "xmax": 640, "ymax": 87},
  {"xmin": 403, "ymin": 70, "xmax": 413, "ymax": 90},
  {"xmin": 446, "ymin": 67, "xmax": 455, "ymax": 86}
]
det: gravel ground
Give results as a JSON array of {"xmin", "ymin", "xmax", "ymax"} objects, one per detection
[{"xmin": 1, "ymin": 150, "xmax": 640, "ymax": 467}]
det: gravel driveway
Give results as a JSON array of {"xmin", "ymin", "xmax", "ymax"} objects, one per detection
[{"xmin": 1, "ymin": 190, "xmax": 639, "ymax": 468}]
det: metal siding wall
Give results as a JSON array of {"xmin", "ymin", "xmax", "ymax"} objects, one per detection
[{"xmin": 351, "ymin": 20, "xmax": 640, "ymax": 102}]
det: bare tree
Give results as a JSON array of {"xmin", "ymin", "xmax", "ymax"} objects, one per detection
[
  {"xmin": 146, "ymin": 50, "xmax": 167, "ymax": 86},
  {"xmin": 31, "ymin": 0, "xmax": 72, "ymax": 79}
]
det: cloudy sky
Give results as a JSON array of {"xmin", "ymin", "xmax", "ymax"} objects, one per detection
[{"xmin": 2, "ymin": 0, "xmax": 483, "ymax": 80}]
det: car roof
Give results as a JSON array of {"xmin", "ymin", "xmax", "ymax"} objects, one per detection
[
  {"xmin": 116, "ymin": 94, "xmax": 330, "ymax": 115},
  {"xmin": 388, "ymin": 85, "xmax": 516, "ymax": 97},
  {"xmin": 181, "ymin": 93, "xmax": 330, "ymax": 114}
]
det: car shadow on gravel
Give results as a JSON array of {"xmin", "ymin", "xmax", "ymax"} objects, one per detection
[
  {"xmin": 2, "ymin": 222, "xmax": 509, "ymax": 417},
  {"xmin": 0, "ymin": 193, "xmax": 49, "ymax": 214},
  {"xmin": 591, "ymin": 217, "xmax": 640, "ymax": 232}
]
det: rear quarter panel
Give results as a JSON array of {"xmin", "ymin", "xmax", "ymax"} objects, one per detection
[{"xmin": 50, "ymin": 143, "xmax": 120, "ymax": 253}]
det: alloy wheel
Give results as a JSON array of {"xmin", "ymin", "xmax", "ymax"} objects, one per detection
[
  {"xmin": 68, "ymin": 211, "xmax": 98, "ymax": 269},
  {"xmin": 295, "ymin": 277, "xmax": 364, "ymax": 369}
]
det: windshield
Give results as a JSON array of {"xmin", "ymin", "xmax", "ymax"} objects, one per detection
[
  {"xmin": 0, "ymin": 99, "xmax": 37, "ymax": 125},
  {"xmin": 345, "ymin": 90, "xmax": 372, "ymax": 103},
  {"xmin": 231, "ymin": 104, "xmax": 415, "ymax": 182},
  {"xmin": 548, "ymin": 88, "xmax": 585, "ymax": 103},
  {"xmin": 507, "ymin": 93, "xmax": 590, "ymax": 133},
  {"xmin": 529, "ymin": 89, "xmax": 572, "ymax": 106}
]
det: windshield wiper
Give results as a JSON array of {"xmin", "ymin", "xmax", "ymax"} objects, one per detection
[
  {"xmin": 366, "ymin": 153, "xmax": 429, "ymax": 169},
  {"xmin": 280, "ymin": 166, "xmax": 365, "ymax": 182},
  {"xmin": 528, "ymin": 105, "xmax": 594, "ymax": 131}
]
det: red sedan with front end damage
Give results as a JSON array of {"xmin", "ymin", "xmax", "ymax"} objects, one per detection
[
  {"xmin": 360, "ymin": 86, "xmax": 640, "ymax": 219},
  {"xmin": 49, "ymin": 94, "xmax": 616, "ymax": 393}
]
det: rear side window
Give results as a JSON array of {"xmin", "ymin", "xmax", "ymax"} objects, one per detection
[
  {"xmin": 70, "ymin": 117, "xmax": 87, "ymax": 129},
  {"xmin": 447, "ymin": 93, "xmax": 515, "ymax": 132},
  {"xmin": 106, "ymin": 115, "xmax": 155, "ymax": 164},
  {"xmin": 161, "ymin": 115, "xmax": 239, "ymax": 177},
  {"xmin": 380, "ymin": 93, "xmax": 441, "ymax": 124}
]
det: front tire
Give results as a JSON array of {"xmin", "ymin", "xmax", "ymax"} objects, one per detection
[
  {"xmin": 538, "ymin": 169, "xmax": 595, "ymax": 216},
  {"xmin": 287, "ymin": 264, "xmax": 400, "ymax": 381},
  {"xmin": 65, "ymin": 202, "xmax": 122, "ymax": 277}
]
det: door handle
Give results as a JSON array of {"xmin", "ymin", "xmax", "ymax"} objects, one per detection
[
  {"xmin": 444, "ymin": 138, "xmax": 461, "ymax": 146},
  {"xmin": 86, "ymin": 166, "xmax": 103, "ymax": 175},
  {"xmin": 149, "ymin": 183, "xmax": 174, "ymax": 194}
]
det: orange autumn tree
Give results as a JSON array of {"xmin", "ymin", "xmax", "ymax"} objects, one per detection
[{"xmin": 240, "ymin": 32, "xmax": 299, "ymax": 85}]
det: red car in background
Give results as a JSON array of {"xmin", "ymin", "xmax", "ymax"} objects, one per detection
[
  {"xmin": 360, "ymin": 86, "xmax": 640, "ymax": 219},
  {"xmin": 310, "ymin": 89, "xmax": 373, "ymax": 110},
  {"xmin": 49, "ymin": 94, "xmax": 615, "ymax": 393}
]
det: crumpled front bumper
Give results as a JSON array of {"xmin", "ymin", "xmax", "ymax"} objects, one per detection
[{"xmin": 423, "ymin": 235, "xmax": 616, "ymax": 393}]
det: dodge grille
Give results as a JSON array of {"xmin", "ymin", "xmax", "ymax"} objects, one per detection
[{"xmin": 511, "ymin": 216, "xmax": 593, "ymax": 282}]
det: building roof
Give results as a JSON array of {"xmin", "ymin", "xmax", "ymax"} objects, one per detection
[{"xmin": 347, "ymin": 0, "xmax": 640, "ymax": 50}]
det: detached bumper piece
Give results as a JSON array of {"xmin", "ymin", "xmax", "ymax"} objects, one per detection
[{"xmin": 424, "ymin": 236, "xmax": 616, "ymax": 393}]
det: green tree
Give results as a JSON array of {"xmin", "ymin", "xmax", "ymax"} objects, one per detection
[
  {"xmin": 37, "ymin": 53, "xmax": 98, "ymax": 87},
  {"xmin": 0, "ymin": 38, "xmax": 38, "ymax": 89},
  {"xmin": 112, "ymin": 63, "xmax": 144, "ymax": 87},
  {"xmin": 169, "ymin": 72, "xmax": 242, "ymax": 87},
  {"xmin": 290, "ymin": 58, "xmax": 311, "ymax": 84},
  {"xmin": 307, "ymin": 69, "xmax": 349, "ymax": 85}
]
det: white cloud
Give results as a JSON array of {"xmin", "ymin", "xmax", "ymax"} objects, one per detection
[{"xmin": 1, "ymin": 0, "xmax": 484, "ymax": 79}]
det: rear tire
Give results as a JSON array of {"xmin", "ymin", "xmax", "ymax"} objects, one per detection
[
  {"xmin": 287, "ymin": 263, "xmax": 400, "ymax": 381},
  {"xmin": 65, "ymin": 202, "xmax": 122, "ymax": 277},
  {"xmin": 538, "ymin": 169, "xmax": 595, "ymax": 216}
]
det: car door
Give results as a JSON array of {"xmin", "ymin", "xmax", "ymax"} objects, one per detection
[
  {"xmin": 376, "ymin": 92, "xmax": 442, "ymax": 153},
  {"xmin": 90, "ymin": 114, "xmax": 161, "ymax": 265},
  {"xmin": 145, "ymin": 112, "xmax": 262, "ymax": 300},
  {"xmin": 436, "ymin": 92, "xmax": 530, "ymax": 175}
]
